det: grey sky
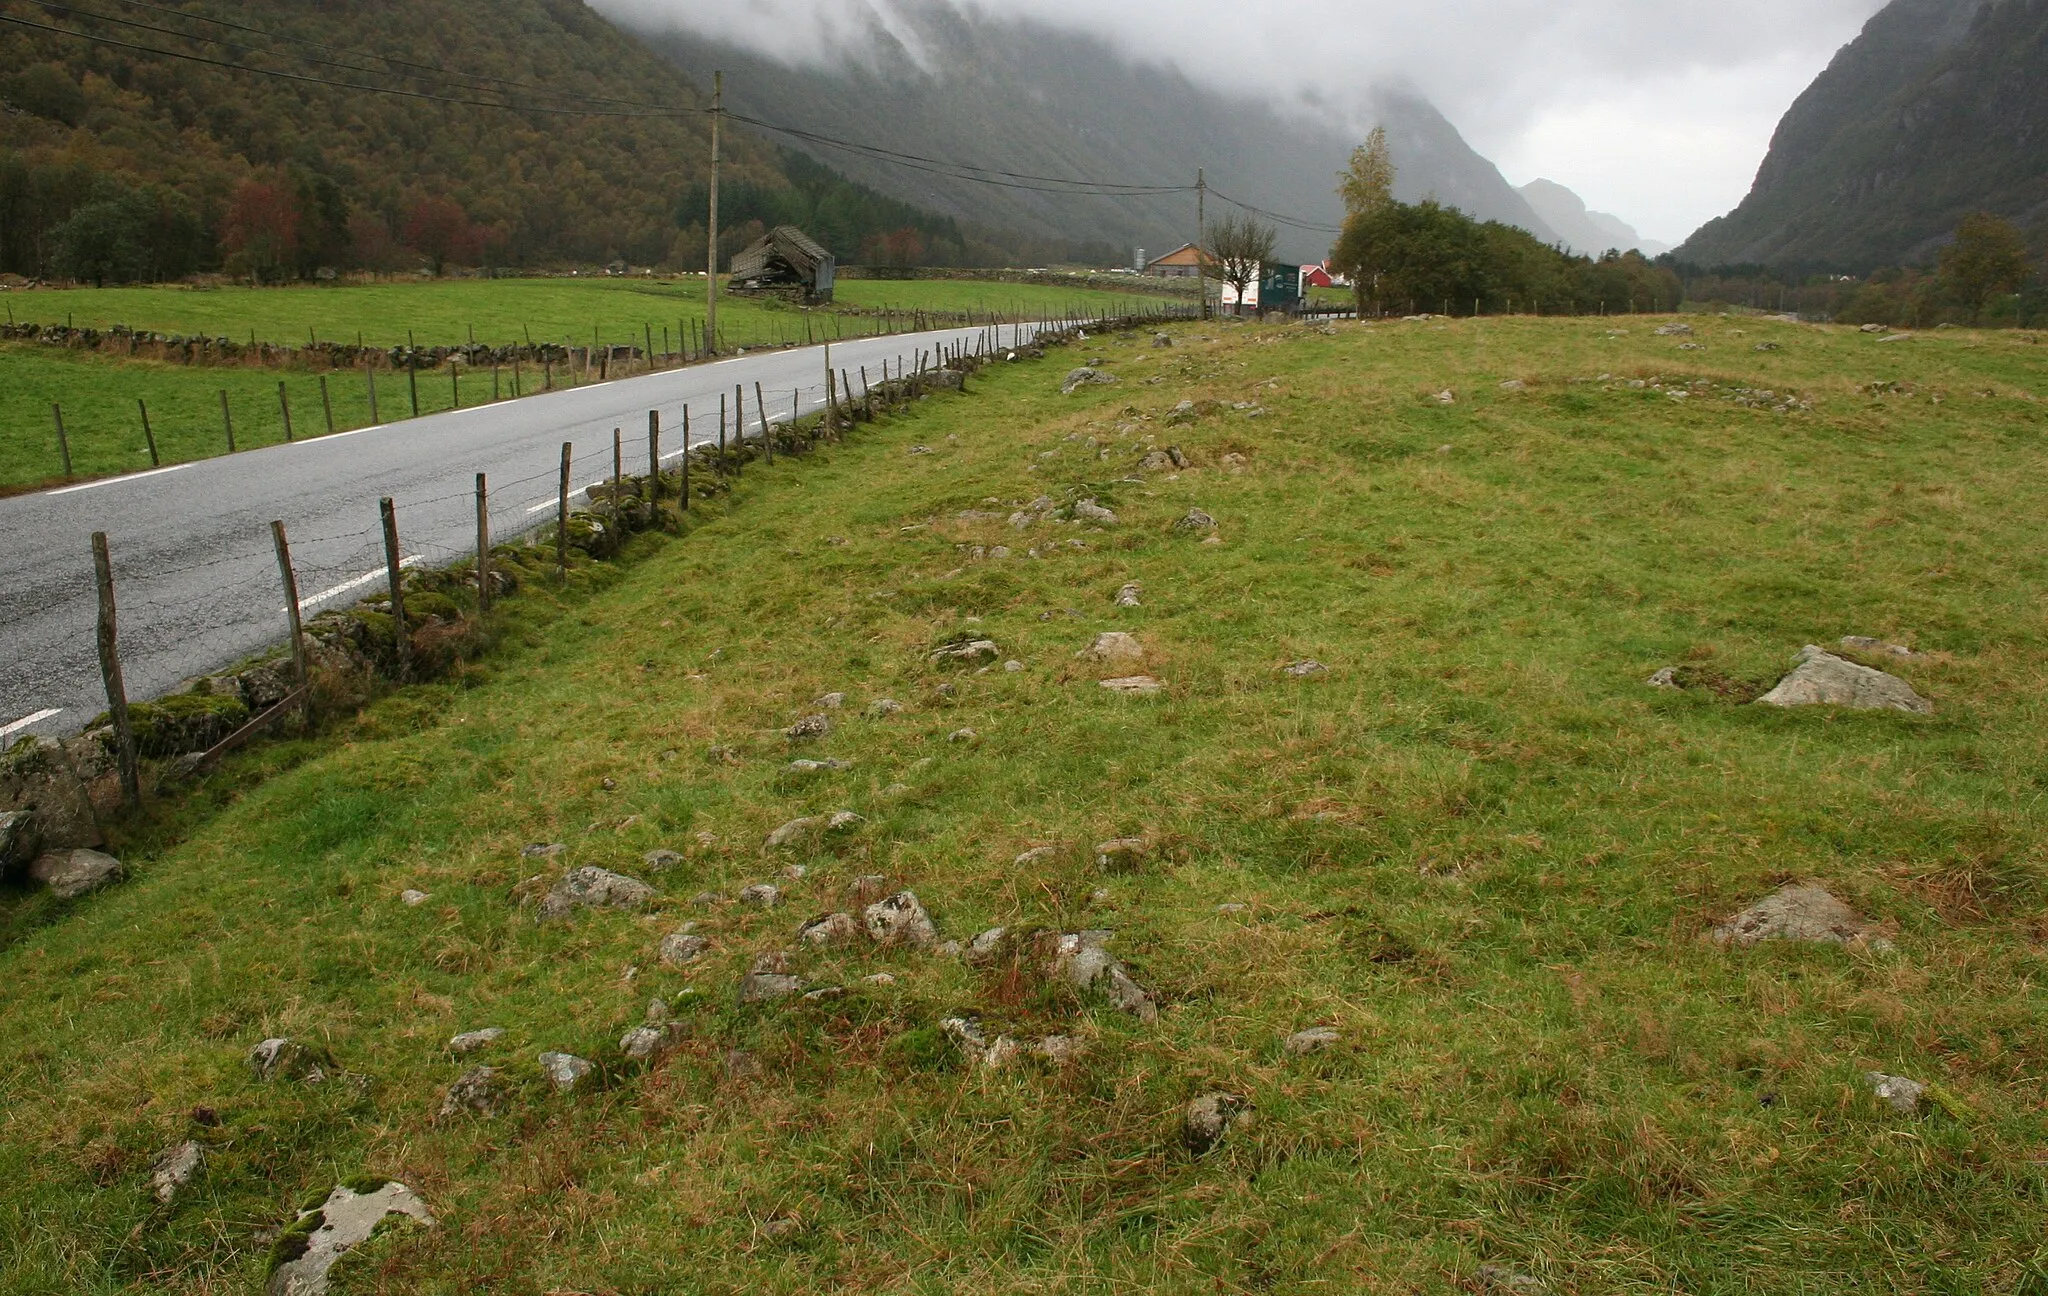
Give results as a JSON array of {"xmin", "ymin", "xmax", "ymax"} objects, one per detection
[{"xmin": 599, "ymin": 0, "xmax": 1891, "ymax": 244}]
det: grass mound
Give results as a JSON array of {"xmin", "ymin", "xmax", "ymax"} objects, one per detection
[{"xmin": 3, "ymin": 315, "xmax": 2046, "ymax": 1293}]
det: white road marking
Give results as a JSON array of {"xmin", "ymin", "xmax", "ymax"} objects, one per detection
[
  {"xmin": 47, "ymin": 463, "xmax": 192, "ymax": 496},
  {"xmin": 291, "ymin": 555, "xmax": 423, "ymax": 614},
  {"xmin": 0, "ymin": 708, "xmax": 61, "ymax": 739}
]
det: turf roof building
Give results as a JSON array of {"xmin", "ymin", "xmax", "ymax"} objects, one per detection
[{"xmin": 728, "ymin": 225, "xmax": 837, "ymax": 305}]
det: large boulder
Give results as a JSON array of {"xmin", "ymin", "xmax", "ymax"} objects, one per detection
[
  {"xmin": 266, "ymin": 1181, "xmax": 435, "ymax": 1296},
  {"xmin": 27, "ymin": 848, "xmax": 123, "ymax": 900},
  {"xmin": 864, "ymin": 891, "xmax": 938, "ymax": 948},
  {"xmin": 0, "ymin": 738, "xmax": 101, "ymax": 849},
  {"xmin": 0, "ymin": 809, "xmax": 41, "ymax": 877},
  {"xmin": 1755, "ymin": 646, "xmax": 1932, "ymax": 714},
  {"xmin": 537, "ymin": 867, "xmax": 655, "ymax": 920},
  {"xmin": 1708, "ymin": 884, "xmax": 1894, "ymax": 951}
]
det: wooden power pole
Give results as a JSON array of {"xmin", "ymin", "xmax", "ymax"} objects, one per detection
[{"xmin": 706, "ymin": 70, "xmax": 722, "ymax": 357}]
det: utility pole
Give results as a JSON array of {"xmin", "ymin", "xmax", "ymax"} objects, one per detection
[
  {"xmin": 705, "ymin": 70, "xmax": 722, "ymax": 357},
  {"xmin": 1197, "ymin": 167, "xmax": 1210, "ymax": 322}
]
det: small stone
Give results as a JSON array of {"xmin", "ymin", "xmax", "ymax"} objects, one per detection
[
  {"xmin": 1031, "ymin": 1035, "xmax": 1085, "ymax": 1064},
  {"xmin": 27, "ymin": 848, "xmax": 124, "ymax": 900},
  {"xmin": 1475, "ymin": 1264, "xmax": 1548, "ymax": 1293},
  {"xmin": 1082, "ymin": 631, "xmax": 1145, "ymax": 664},
  {"xmin": 520, "ymin": 842, "xmax": 565, "ymax": 859},
  {"xmin": 864, "ymin": 890, "xmax": 939, "ymax": 947},
  {"xmin": 762, "ymin": 1216, "xmax": 802, "ymax": 1239},
  {"xmin": 539, "ymin": 1051, "xmax": 594, "ymax": 1093},
  {"xmin": 1285, "ymin": 1027, "xmax": 1340, "ymax": 1056},
  {"xmin": 1282, "ymin": 660, "xmax": 1326, "ymax": 677},
  {"xmin": 694, "ymin": 831, "xmax": 719, "ymax": 849},
  {"xmin": 814, "ymin": 692, "xmax": 847, "ymax": 709},
  {"xmin": 1709, "ymin": 884, "xmax": 1893, "ymax": 950},
  {"xmin": 619, "ymin": 1025, "xmax": 672, "ymax": 1060},
  {"xmin": 866, "ymin": 698, "xmax": 904, "ymax": 718},
  {"xmin": 400, "ymin": 889, "xmax": 430, "ymax": 906},
  {"xmin": 1004, "ymin": 660, "xmax": 1024, "ymax": 673},
  {"xmin": 1183, "ymin": 1092, "xmax": 1252, "ymax": 1155},
  {"xmin": 645, "ymin": 997, "xmax": 670, "ymax": 1024},
  {"xmin": 786, "ymin": 713, "xmax": 833, "ymax": 741},
  {"xmin": 1646, "ymin": 667, "xmax": 1681, "ymax": 689},
  {"xmin": 643, "ymin": 849, "xmax": 683, "ymax": 871},
  {"xmin": 150, "ymin": 1140, "xmax": 203, "ymax": 1203},
  {"xmin": 740, "ymin": 883, "xmax": 781, "ymax": 908},
  {"xmin": 964, "ymin": 927, "xmax": 1009, "ymax": 963},
  {"xmin": 659, "ymin": 931, "xmax": 710, "ymax": 966},
  {"xmin": 1498, "ymin": 379, "xmax": 1527, "ymax": 392},
  {"xmin": 1865, "ymin": 1071, "xmax": 1929, "ymax": 1115},
  {"xmin": 1217, "ymin": 902, "xmax": 1248, "ymax": 914},
  {"xmin": 763, "ymin": 817, "xmax": 821, "ymax": 850},
  {"xmin": 600, "ymin": 777, "xmax": 617, "ymax": 791},
  {"xmin": 438, "ymin": 1066, "xmax": 501, "ymax": 1118},
  {"xmin": 247, "ymin": 1037, "xmax": 329, "ymax": 1084},
  {"xmin": 1061, "ymin": 367, "xmax": 1120, "ymax": 395},
  {"xmin": 802, "ymin": 986, "xmax": 846, "ymax": 1002},
  {"xmin": 538, "ymin": 867, "xmax": 655, "ymax": 920},
  {"xmin": 948, "ymin": 727, "xmax": 979, "ymax": 744},
  {"xmin": 880, "ymin": 782, "xmax": 911, "ymax": 799},
  {"xmin": 1174, "ymin": 509, "xmax": 1217, "ymax": 531},
  {"xmin": 1757, "ymin": 646, "xmax": 1931, "ymax": 713},
  {"xmin": 798, "ymin": 912, "xmax": 862, "ymax": 947},
  {"xmin": 848, "ymin": 874, "xmax": 893, "ymax": 905},
  {"xmin": 1840, "ymin": 635, "xmax": 1923, "ymax": 660},
  {"xmin": 707, "ymin": 746, "xmax": 742, "ymax": 765},
  {"xmin": 1099, "ymin": 675, "xmax": 1164, "ymax": 696},
  {"xmin": 737, "ymin": 952, "xmax": 804, "ymax": 1004},
  {"xmin": 863, "ymin": 972, "xmax": 898, "ymax": 986},
  {"xmin": 1073, "ymin": 498, "xmax": 1119, "ymax": 525},
  {"xmin": 690, "ymin": 890, "xmax": 726, "ymax": 907},
  {"xmin": 1089, "ymin": 888, "xmax": 1112, "ymax": 904},
  {"xmin": 1654, "ymin": 322, "xmax": 1694, "ymax": 337},
  {"xmin": 783, "ymin": 864, "xmax": 808, "ymax": 881},
  {"xmin": 1095, "ymin": 839, "xmax": 1149, "ymax": 872},
  {"xmin": 1433, "ymin": 390, "xmax": 1455, "ymax": 404},
  {"xmin": 788, "ymin": 758, "xmax": 852, "ymax": 774},
  {"xmin": 1014, "ymin": 845, "xmax": 1060, "ymax": 867},
  {"xmin": 266, "ymin": 1182, "xmax": 435, "ymax": 1296},
  {"xmin": 826, "ymin": 810, "xmax": 864, "ymax": 832},
  {"xmin": 930, "ymin": 639, "xmax": 1002, "ymax": 665},
  {"xmin": 1114, "ymin": 583, "xmax": 1142, "ymax": 607},
  {"xmin": 448, "ymin": 1027, "xmax": 505, "ymax": 1055}
]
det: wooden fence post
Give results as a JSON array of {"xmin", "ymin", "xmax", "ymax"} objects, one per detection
[
  {"xmin": 219, "ymin": 390, "xmax": 235, "ymax": 452},
  {"xmin": 612, "ymin": 427, "xmax": 623, "ymax": 525},
  {"xmin": 407, "ymin": 352, "xmax": 420, "ymax": 418},
  {"xmin": 270, "ymin": 520, "xmax": 313, "ymax": 728},
  {"xmin": 366, "ymin": 365, "xmax": 380, "ymax": 424},
  {"xmin": 278, "ymin": 381, "xmax": 294, "ymax": 442},
  {"xmin": 644, "ymin": 324, "xmax": 654, "ymax": 372},
  {"xmin": 90, "ymin": 532, "xmax": 140, "ymax": 808},
  {"xmin": 556, "ymin": 442, "xmax": 572, "ymax": 583},
  {"xmin": 755, "ymin": 382, "xmax": 770, "ymax": 465},
  {"xmin": 319, "ymin": 376, "xmax": 334, "ymax": 436},
  {"xmin": 732, "ymin": 384, "xmax": 744, "ymax": 477},
  {"xmin": 680, "ymin": 409, "xmax": 690, "ymax": 510},
  {"xmin": 647, "ymin": 410, "xmax": 661, "ymax": 518},
  {"xmin": 475, "ymin": 473, "xmax": 492, "ymax": 613},
  {"xmin": 380, "ymin": 497, "xmax": 411, "ymax": 682},
  {"xmin": 52, "ymin": 403, "xmax": 72, "ymax": 477},
  {"xmin": 824, "ymin": 341, "xmax": 835, "ymax": 440},
  {"xmin": 138, "ymin": 400, "xmax": 159, "ymax": 467},
  {"xmin": 718, "ymin": 394, "xmax": 728, "ymax": 475},
  {"xmin": 450, "ymin": 362, "xmax": 459, "ymax": 410}
]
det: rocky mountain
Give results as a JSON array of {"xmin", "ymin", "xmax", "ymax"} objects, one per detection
[
  {"xmin": 1518, "ymin": 179, "xmax": 1670, "ymax": 257},
  {"xmin": 612, "ymin": 0, "xmax": 1561, "ymax": 263},
  {"xmin": 1676, "ymin": 0, "xmax": 2048, "ymax": 270}
]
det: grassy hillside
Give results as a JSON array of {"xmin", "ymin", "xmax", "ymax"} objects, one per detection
[{"xmin": 4, "ymin": 316, "xmax": 2047, "ymax": 1292}]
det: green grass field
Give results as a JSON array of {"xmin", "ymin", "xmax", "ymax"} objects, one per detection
[
  {"xmin": 3, "ymin": 315, "xmax": 2047, "ymax": 1293},
  {"xmin": 0, "ymin": 276, "xmax": 1181, "ymax": 491}
]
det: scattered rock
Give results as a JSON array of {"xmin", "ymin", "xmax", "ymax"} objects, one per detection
[
  {"xmin": 724, "ymin": 1049, "xmax": 762, "ymax": 1079},
  {"xmin": 1499, "ymin": 379, "xmax": 1527, "ymax": 392},
  {"xmin": 1174, "ymin": 509, "xmax": 1217, "ymax": 531},
  {"xmin": 27, "ymin": 848, "xmax": 124, "ymax": 900},
  {"xmin": 737, "ymin": 952, "xmax": 804, "ymax": 1004},
  {"xmin": 1475, "ymin": 1263, "xmax": 1547, "ymax": 1293},
  {"xmin": 690, "ymin": 890, "xmax": 726, "ymax": 907},
  {"xmin": 866, "ymin": 698, "xmax": 904, "ymax": 718},
  {"xmin": 1840, "ymin": 635, "xmax": 1923, "ymax": 660},
  {"xmin": 1217, "ymin": 902, "xmax": 1248, "ymax": 914},
  {"xmin": 643, "ymin": 849, "xmax": 683, "ymax": 871},
  {"xmin": 798, "ymin": 912, "xmax": 862, "ymax": 948},
  {"xmin": 1095, "ymin": 839, "xmax": 1149, "ymax": 872},
  {"xmin": 1654, "ymin": 323, "xmax": 1694, "ymax": 337},
  {"xmin": 963, "ymin": 926, "xmax": 1009, "ymax": 964},
  {"xmin": 1877, "ymin": 332, "xmax": 1913, "ymax": 344},
  {"xmin": 1081, "ymin": 631, "xmax": 1145, "ymax": 665},
  {"xmin": 864, "ymin": 972, "xmax": 898, "ymax": 986},
  {"xmin": 1183, "ymin": 1092, "xmax": 1252, "ymax": 1156},
  {"xmin": 1100, "ymin": 676, "xmax": 1164, "ymax": 696},
  {"xmin": 785, "ymin": 713, "xmax": 832, "ymax": 741},
  {"xmin": 1048, "ymin": 929, "xmax": 1158, "ymax": 1022},
  {"xmin": 788, "ymin": 758, "xmax": 853, "ymax": 774},
  {"xmin": 1285, "ymin": 1028, "xmax": 1340, "ymax": 1056},
  {"xmin": 1153, "ymin": 332, "xmax": 1173, "ymax": 348},
  {"xmin": 1861, "ymin": 323, "xmax": 1888, "ymax": 333},
  {"xmin": 865, "ymin": 891, "xmax": 939, "ymax": 947},
  {"xmin": 1222, "ymin": 452, "xmax": 1249, "ymax": 472},
  {"xmin": 1646, "ymin": 667, "xmax": 1681, "ymax": 689},
  {"xmin": 0, "ymin": 809, "xmax": 42, "ymax": 876},
  {"xmin": 538, "ymin": 867, "xmax": 655, "ymax": 920},
  {"xmin": 848, "ymin": 874, "xmax": 893, "ymax": 906},
  {"xmin": 539, "ymin": 1052, "xmax": 594, "ymax": 1093},
  {"xmin": 1031, "ymin": 1035, "xmax": 1086, "ymax": 1064},
  {"xmin": 448, "ymin": 1027, "xmax": 505, "ymax": 1056},
  {"xmin": 1709, "ymin": 884, "xmax": 1894, "ymax": 951},
  {"xmin": 438, "ymin": 1066, "xmax": 501, "ymax": 1118},
  {"xmin": 399, "ymin": 889, "xmax": 430, "ymax": 906},
  {"xmin": 1755, "ymin": 341, "xmax": 1782, "ymax": 352},
  {"xmin": 1014, "ymin": 845, "xmax": 1060, "ymax": 867},
  {"xmin": 802, "ymin": 986, "xmax": 845, "ymax": 1002},
  {"xmin": 1073, "ymin": 498, "xmax": 1119, "ymax": 525},
  {"xmin": 707, "ymin": 746, "xmax": 742, "ymax": 765},
  {"xmin": 1866, "ymin": 1071, "xmax": 1928, "ymax": 1115},
  {"xmin": 740, "ymin": 883, "xmax": 781, "ymax": 908},
  {"xmin": 764, "ymin": 817, "xmax": 823, "ymax": 850},
  {"xmin": 930, "ymin": 639, "xmax": 1002, "ymax": 665},
  {"xmin": 265, "ymin": 1181, "xmax": 434, "ymax": 1296},
  {"xmin": 1061, "ymin": 367, "xmax": 1120, "ymax": 395},
  {"xmin": 1165, "ymin": 399, "xmax": 1199, "ymax": 426},
  {"xmin": 1282, "ymin": 660, "xmax": 1327, "ymax": 677},
  {"xmin": 814, "ymin": 692, "xmax": 847, "ymax": 709},
  {"xmin": 150, "ymin": 1140, "xmax": 203, "ymax": 1204},
  {"xmin": 1432, "ymin": 390, "xmax": 1455, "ymax": 404},
  {"xmin": 1114, "ymin": 583, "xmax": 1142, "ymax": 607},
  {"xmin": 1756, "ymin": 645, "xmax": 1932, "ymax": 714},
  {"xmin": 520, "ymin": 842, "xmax": 565, "ymax": 859},
  {"xmin": 1140, "ymin": 449, "xmax": 1175, "ymax": 471},
  {"xmin": 659, "ymin": 930, "xmax": 710, "ymax": 966},
  {"xmin": 947, "ymin": 727, "xmax": 979, "ymax": 744},
  {"xmin": 619, "ymin": 1025, "xmax": 673, "ymax": 1060},
  {"xmin": 247, "ymin": 1038, "xmax": 329, "ymax": 1084}
]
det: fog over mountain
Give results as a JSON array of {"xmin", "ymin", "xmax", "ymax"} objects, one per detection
[
  {"xmin": 1519, "ymin": 180, "xmax": 1671, "ymax": 258},
  {"xmin": 604, "ymin": 0, "xmax": 1568, "ymax": 263}
]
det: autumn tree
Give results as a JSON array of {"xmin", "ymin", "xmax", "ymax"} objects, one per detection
[
  {"xmin": 220, "ymin": 179, "xmax": 301, "ymax": 284},
  {"xmin": 403, "ymin": 197, "xmax": 482, "ymax": 276},
  {"xmin": 1208, "ymin": 212, "xmax": 1275, "ymax": 314},
  {"xmin": 1940, "ymin": 212, "xmax": 2033, "ymax": 319},
  {"xmin": 1334, "ymin": 127, "xmax": 1397, "ymax": 313}
]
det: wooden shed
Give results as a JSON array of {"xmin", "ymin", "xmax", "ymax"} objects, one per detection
[{"xmin": 728, "ymin": 225, "xmax": 836, "ymax": 304}]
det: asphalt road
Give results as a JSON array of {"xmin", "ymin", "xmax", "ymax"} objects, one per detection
[{"xmin": 0, "ymin": 323, "xmax": 1040, "ymax": 743}]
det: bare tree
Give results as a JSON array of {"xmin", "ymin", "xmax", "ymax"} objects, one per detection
[{"xmin": 1209, "ymin": 213, "xmax": 1275, "ymax": 315}]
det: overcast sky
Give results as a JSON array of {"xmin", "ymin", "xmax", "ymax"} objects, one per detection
[{"xmin": 606, "ymin": 0, "xmax": 1891, "ymax": 244}]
